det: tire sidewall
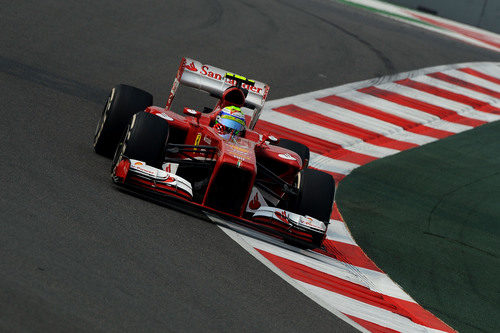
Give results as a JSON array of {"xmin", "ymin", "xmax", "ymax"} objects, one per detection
[{"xmin": 94, "ymin": 85, "xmax": 153, "ymax": 157}]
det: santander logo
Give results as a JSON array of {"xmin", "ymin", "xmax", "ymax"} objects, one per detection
[
  {"xmin": 249, "ymin": 193, "xmax": 261, "ymax": 210},
  {"xmin": 185, "ymin": 62, "xmax": 197, "ymax": 72},
  {"xmin": 198, "ymin": 65, "xmax": 264, "ymax": 94}
]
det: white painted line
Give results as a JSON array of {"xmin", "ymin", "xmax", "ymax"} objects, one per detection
[
  {"xmin": 218, "ymin": 226, "xmax": 370, "ymax": 333},
  {"xmin": 412, "ymin": 75, "xmax": 498, "ymax": 103},
  {"xmin": 378, "ymin": 82, "xmax": 500, "ymax": 122},
  {"xmin": 444, "ymin": 69, "xmax": 500, "ymax": 92},
  {"xmin": 310, "ymin": 152, "xmax": 360, "ymax": 175},
  {"xmin": 385, "ymin": 131, "xmax": 437, "ymax": 145},
  {"xmin": 261, "ymin": 109, "xmax": 401, "ymax": 157},
  {"xmin": 337, "ymin": 90, "xmax": 441, "ymax": 124},
  {"xmin": 343, "ymin": 90, "xmax": 476, "ymax": 133},
  {"xmin": 347, "ymin": 142, "xmax": 400, "ymax": 158},
  {"xmin": 326, "ymin": 219, "xmax": 357, "ymax": 246},
  {"xmin": 263, "ymin": 62, "xmax": 500, "ymax": 109},
  {"xmin": 296, "ymin": 99, "xmax": 405, "ymax": 136},
  {"xmin": 422, "ymin": 120, "xmax": 467, "ymax": 133},
  {"xmin": 261, "ymin": 110, "xmax": 362, "ymax": 146},
  {"xmin": 298, "ymin": 282, "xmax": 448, "ymax": 333},
  {"xmin": 244, "ymin": 234, "xmax": 416, "ymax": 302},
  {"xmin": 296, "ymin": 99, "xmax": 437, "ymax": 145},
  {"xmin": 479, "ymin": 65, "xmax": 500, "ymax": 80}
]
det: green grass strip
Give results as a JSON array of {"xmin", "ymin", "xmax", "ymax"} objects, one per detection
[{"xmin": 337, "ymin": 121, "xmax": 500, "ymax": 333}]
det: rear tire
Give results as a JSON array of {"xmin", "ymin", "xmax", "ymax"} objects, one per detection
[
  {"xmin": 114, "ymin": 112, "xmax": 169, "ymax": 168},
  {"xmin": 276, "ymin": 139, "xmax": 310, "ymax": 168},
  {"xmin": 94, "ymin": 84, "xmax": 153, "ymax": 158}
]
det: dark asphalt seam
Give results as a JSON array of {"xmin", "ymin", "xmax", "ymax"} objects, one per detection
[
  {"xmin": 185, "ymin": 0, "xmax": 223, "ymax": 33},
  {"xmin": 0, "ymin": 56, "xmax": 106, "ymax": 104},
  {"xmin": 425, "ymin": 170, "xmax": 500, "ymax": 258},
  {"xmin": 238, "ymin": 0, "xmax": 280, "ymax": 31},
  {"xmin": 275, "ymin": 0, "xmax": 396, "ymax": 73}
]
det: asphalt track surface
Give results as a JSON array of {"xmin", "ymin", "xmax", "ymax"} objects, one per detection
[{"xmin": 1, "ymin": 0, "xmax": 499, "ymax": 331}]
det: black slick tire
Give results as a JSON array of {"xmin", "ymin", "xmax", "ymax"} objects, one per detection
[
  {"xmin": 94, "ymin": 84, "xmax": 153, "ymax": 158},
  {"xmin": 294, "ymin": 168, "xmax": 335, "ymax": 223},
  {"xmin": 114, "ymin": 112, "xmax": 169, "ymax": 169},
  {"xmin": 283, "ymin": 168, "xmax": 335, "ymax": 248}
]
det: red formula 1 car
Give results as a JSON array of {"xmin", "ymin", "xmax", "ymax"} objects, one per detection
[{"xmin": 93, "ymin": 58, "xmax": 335, "ymax": 248}]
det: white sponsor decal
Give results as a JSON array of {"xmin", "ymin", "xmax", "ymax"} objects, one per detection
[
  {"xmin": 278, "ymin": 153, "xmax": 296, "ymax": 161},
  {"xmin": 156, "ymin": 112, "xmax": 174, "ymax": 121},
  {"xmin": 130, "ymin": 160, "xmax": 193, "ymax": 197},
  {"xmin": 298, "ymin": 216, "xmax": 326, "ymax": 231},
  {"xmin": 131, "ymin": 161, "xmax": 158, "ymax": 177},
  {"xmin": 198, "ymin": 65, "xmax": 263, "ymax": 94},
  {"xmin": 162, "ymin": 162, "xmax": 179, "ymax": 174},
  {"xmin": 253, "ymin": 207, "xmax": 326, "ymax": 232}
]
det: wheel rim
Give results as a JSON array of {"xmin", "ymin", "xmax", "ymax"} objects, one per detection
[
  {"xmin": 111, "ymin": 124, "xmax": 130, "ymax": 174},
  {"xmin": 94, "ymin": 88, "xmax": 115, "ymax": 147}
]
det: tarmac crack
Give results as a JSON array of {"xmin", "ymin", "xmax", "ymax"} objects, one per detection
[
  {"xmin": 275, "ymin": 0, "xmax": 396, "ymax": 73},
  {"xmin": 425, "ymin": 170, "xmax": 500, "ymax": 258},
  {"xmin": 0, "ymin": 55, "xmax": 106, "ymax": 104}
]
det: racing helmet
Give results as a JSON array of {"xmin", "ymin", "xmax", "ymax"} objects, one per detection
[{"xmin": 214, "ymin": 106, "xmax": 246, "ymax": 139}]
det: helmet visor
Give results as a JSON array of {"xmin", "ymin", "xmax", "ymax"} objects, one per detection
[{"xmin": 216, "ymin": 116, "xmax": 245, "ymax": 137}]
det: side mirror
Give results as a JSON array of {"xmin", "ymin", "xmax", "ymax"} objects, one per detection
[
  {"xmin": 183, "ymin": 107, "xmax": 202, "ymax": 118},
  {"xmin": 268, "ymin": 135, "xmax": 279, "ymax": 144},
  {"xmin": 257, "ymin": 133, "xmax": 279, "ymax": 148},
  {"xmin": 183, "ymin": 107, "xmax": 202, "ymax": 125}
]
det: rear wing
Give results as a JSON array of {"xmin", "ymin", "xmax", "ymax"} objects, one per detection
[{"xmin": 166, "ymin": 57, "xmax": 270, "ymax": 130}]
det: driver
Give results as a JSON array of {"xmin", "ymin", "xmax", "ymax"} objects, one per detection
[{"xmin": 214, "ymin": 106, "xmax": 246, "ymax": 140}]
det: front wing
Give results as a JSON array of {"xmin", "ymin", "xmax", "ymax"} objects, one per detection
[{"xmin": 113, "ymin": 157, "xmax": 328, "ymax": 248}]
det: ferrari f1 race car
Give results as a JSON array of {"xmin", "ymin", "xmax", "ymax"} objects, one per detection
[{"xmin": 93, "ymin": 58, "xmax": 335, "ymax": 248}]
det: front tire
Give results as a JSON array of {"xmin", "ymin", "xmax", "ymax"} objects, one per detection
[
  {"xmin": 113, "ymin": 112, "xmax": 169, "ymax": 169},
  {"xmin": 94, "ymin": 84, "xmax": 153, "ymax": 158},
  {"xmin": 293, "ymin": 168, "xmax": 335, "ymax": 223},
  {"xmin": 282, "ymin": 168, "xmax": 335, "ymax": 248}
]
